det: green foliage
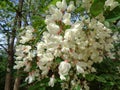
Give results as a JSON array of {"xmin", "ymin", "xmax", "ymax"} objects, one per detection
[
  {"xmin": 85, "ymin": 58, "xmax": 120, "ymax": 90},
  {"xmin": 21, "ymin": 78, "xmax": 62, "ymax": 90},
  {"xmin": 90, "ymin": 0, "xmax": 106, "ymax": 17},
  {"xmin": 104, "ymin": 6, "xmax": 120, "ymax": 22},
  {"xmin": 115, "ymin": 0, "xmax": 120, "ymax": 3},
  {"xmin": 73, "ymin": 85, "xmax": 81, "ymax": 90},
  {"xmin": 85, "ymin": 74, "xmax": 96, "ymax": 81},
  {"xmin": 0, "ymin": 1, "xmax": 7, "ymax": 8},
  {"xmin": 55, "ymin": 57, "xmax": 63, "ymax": 63},
  {"xmin": 0, "ymin": 51, "xmax": 7, "ymax": 90}
]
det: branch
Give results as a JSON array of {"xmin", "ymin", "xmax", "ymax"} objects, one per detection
[{"xmin": 0, "ymin": 44, "xmax": 8, "ymax": 53}]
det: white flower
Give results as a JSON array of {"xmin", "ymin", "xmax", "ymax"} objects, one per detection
[
  {"xmin": 24, "ymin": 62, "xmax": 31, "ymax": 72},
  {"xmin": 76, "ymin": 62, "xmax": 87, "ymax": 74},
  {"xmin": 47, "ymin": 23, "xmax": 60, "ymax": 34},
  {"xmin": 41, "ymin": 67, "xmax": 49, "ymax": 76},
  {"xmin": 25, "ymin": 26, "xmax": 34, "ymax": 32},
  {"xmin": 25, "ymin": 72, "xmax": 35, "ymax": 84},
  {"xmin": 19, "ymin": 26, "xmax": 34, "ymax": 44},
  {"xmin": 25, "ymin": 75, "xmax": 34, "ymax": 84},
  {"xmin": 76, "ymin": 64, "xmax": 84, "ymax": 74},
  {"xmin": 64, "ymin": 30, "xmax": 73, "ymax": 41},
  {"xmin": 49, "ymin": 5, "xmax": 57, "ymax": 14},
  {"xmin": 81, "ymin": 0, "xmax": 92, "ymax": 12},
  {"xmin": 54, "ymin": 49, "xmax": 62, "ymax": 57},
  {"xmin": 117, "ymin": 20, "xmax": 120, "ymax": 27},
  {"xmin": 58, "ymin": 61, "xmax": 71, "ymax": 80},
  {"xmin": 40, "ymin": 53, "xmax": 54, "ymax": 63},
  {"xmin": 71, "ymin": 80, "xmax": 76, "ymax": 86},
  {"xmin": 45, "ymin": 15, "xmax": 54, "ymax": 24},
  {"xmin": 48, "ymin": 75, "xmax": 55, "ymax": 87},
  {"xmin": 105, "ymin": 0, "xmax": 119, "ymax": 11},
  {"xmin": 67, "ymin": 1, "xmax": 75, "ymax": 12},
  {"xmin": 72, "ymin": 22, "xmax": 83, "ymax": 30},
  {"xmin": 56, "ymin": 1, "xmax": 62, "ymax": 9},
  {"xmin": 83, "ymin": 81, "xmax": 90, "ymax": 90},
  {"xmin": 14, "ymin": 61, "xmax": 26, "ymax": 69},
  {"xmin": 22, "ymin": 45, "xmax": 31, "ymax": 53},
  {"xmin": 63, "ymin": 12, "xmax": 71, "ymax": 25},
  {"xmin": 91, "ymin": 51, "xmax": 99, "ymax": 59},
  {"xmin": 23, "ymin": 52, "xmax": 34, "ymax": 61},
  {"xmin": 15, "ymin": 45, "xmax": 25, "ymax": 60},
  {"xmin": 61, "ymin": 0, "xmax": 67, "ymax": 11},
  {"xmin": 20, "ymin": 36, "xmax": 31, "ymax": 44},
  {"xmin": 56, "ymin": 0, "xmax": 67, "ymax": 11},
  {"xmin": 37, "ymin": 62, "xmax": 49, "ymax": 76},
  {"xmin": 52, "ymin": 9, "xmax": 63, "ymax": 21},
  {"xmin": 25, "ymin": 70, "xmax": 39, "ymax": 84},
  {"xmin": 49, "ymin": 5, "xmax": 63, "ymax": 21},
  {"xmin": 91, "ymin": 67, "xmax": 96, "ymax": 72},
  {"xmin": 37, "ymin": 42, "xmax": 46, "ymax": 51},
  {"xmin": 60, "ymin": 74, "xmax": 66, "ymax": 80}
]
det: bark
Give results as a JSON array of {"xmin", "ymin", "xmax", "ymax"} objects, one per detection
[
  {"xmin": 4, "ymin": 69, "xmax": 12, "ymax": 90},
  {"xmin": 4, "ymin": 21, "xmax": 17, "ymax": 90},
  {"xmin": 4, "ymin": 51, "xmax": 14, "ymax": 90},
  {"xmin": 4, "ymin": 0, "xmax": 24, "ymax": 90},
  {"xmin": 13, "ymin": 71, "xmax": 21, "ymax": 90},
  {"xmin": 13, "ymin": 0, "xmax": 24, "ymax": 90}
]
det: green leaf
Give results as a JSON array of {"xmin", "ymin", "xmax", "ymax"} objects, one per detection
[
  {"xmin": 20, "ymin": 82, "xmax": 28, "ymax": 88},
  {"xmin": 105, "ymin": 6, "xmax": 120, "ymax": 22},
  {"xmin": 29, "ymin": 86, "xmax": 46, "ymax": 90},
  {"xmin": 47, "ymin": 0, "xmax": 59, "ymax": 9},
  {"xmin": 108, "ymin": 82, "xmax": 114, "ymax": 86},
  {"xmin": 85, "ymin": 74, "xmax": 95, "ymax": 81},
  {"xmin": 74, "ymin": 85, "xmax": 81, "ymax": 90},
  {"xmin": 55, "ymin": 57, "xmax": 63, "ymax": 63},
  {"xmin": 90, "ymin": 0, "xmax": 106, "ymax": 17},
  {"xmin": 28, "ymin": 81, "xmax": 47, "ymax": 90},
  {"xmin": 115, "ymin": 0, "xmax": 120, "ymax": 3},
  {"xmin": 39, "ymin": 87, "xmax": 46, "ymax": 90},
  {"xmin": 75, "ymin": 7, "xmax": 85, "ymax": 13},
  {"xmin": 96, "ymin": 76, "xmax": 106, "ymax": 83},
  {"xmin": 0, "ymin": 1, "xmax": 7, "ymax": 8}
]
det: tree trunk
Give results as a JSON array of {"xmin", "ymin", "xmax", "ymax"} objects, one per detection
[
  {"xmin": 4, "ymin": 0, "xmax": 23, "ymax": 90},
  {"xmin": 4, "ymin": 71, "xmax": 12, "ymax": 90},
  {"xmin": 13, "ymin": 0, "xmax": 24, "ymax": 90},
  {"xmin": 13, "ymin": 71, "xmax": 21, "ymax": 90},
  {"xmin": 5, "ymin": 48, "xmax": 14, "ymax": 90}
]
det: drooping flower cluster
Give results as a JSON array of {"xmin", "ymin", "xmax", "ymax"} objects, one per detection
[
  {"xmin": 14, "ymin": 26, "xmax": 40, "ymax": 83},
  {"xmin": 14, "ymin": 26, "xmax": 35, "ymax": 70},
  {"xmin": 14, "ymin": 0, "xmax": 116, "ymax": 89}
]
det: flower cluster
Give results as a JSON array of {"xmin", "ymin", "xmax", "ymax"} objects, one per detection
[
  {"xmin": 14, "ymin": 26, "xmax": 40, "ymax": 83},
  {"xmin": 14, "ymin": 0, "xmax": 115, "ymax": 89},
  {"xmin": 105, "ymin": 0, "xmax": 119, "ymax": 11}
]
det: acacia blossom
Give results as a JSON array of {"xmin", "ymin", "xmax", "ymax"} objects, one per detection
[{"xmin": 14, "ymin": 0, "xmax": 117, "ymax": 90}]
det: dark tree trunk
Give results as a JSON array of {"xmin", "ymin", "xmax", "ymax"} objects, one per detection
[
  {"xmin": 4, "ymin": 0, "xmax": 24, "ymax": 90},
  {"xmin": 13, "ymin": 0, "xmax": 24, "ymax": 90},
  {"xmin": 13, "ymin": 71, "xmax": 21, "ymax": 90},
  {"xmin": 5, "ymin": 36, "xmax": 15, "ymax": 90}
]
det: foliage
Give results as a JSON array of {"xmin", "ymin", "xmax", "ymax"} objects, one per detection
[
  {"xmin": 0, "ymin": 50, "xmax": 7, "ymax": 90},
  {"xmin": 90, "ymin": 0, "xmax": 106, "ymax": 17}
]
